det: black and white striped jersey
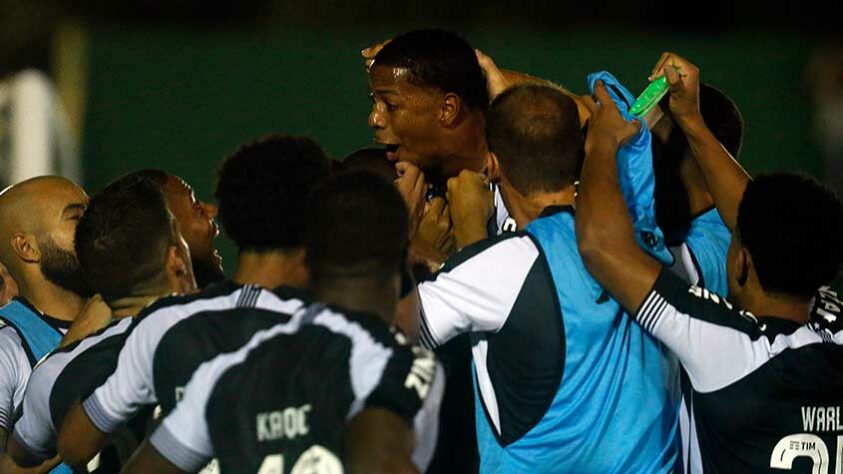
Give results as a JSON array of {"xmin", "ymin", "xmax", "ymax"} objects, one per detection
[
  {"xmin": 417, "ymin": 230, "xmax": 564, "ymax": 447},
  {"xmin": 490, "ymin": 183, "xmax": 517, "ymax": 236},
  {"xmin": 12, "ymin": 317, "xmax": 134, "ymax": 463},
  {"xmin": 82, "ymin": 281, "xmax": 308, "ymax": 435},
  {"xmin": 0, "ymin": 301, "xmax": 69, "ymax": 431},
  {"xmin": 666, "ymin": 207, "xmax": 731, "ymax": 474},
  {"xmin": 637, "ymin": 268, "xmax": 843, "ymax": 473},
  {"xmin": 149, "ymin": 304, "xmax": 444, "ymax": 473}
]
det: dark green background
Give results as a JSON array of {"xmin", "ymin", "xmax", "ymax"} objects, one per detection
[{"xmin": 81, "ymin": 27, "xmax": 821, "ymax": 275}]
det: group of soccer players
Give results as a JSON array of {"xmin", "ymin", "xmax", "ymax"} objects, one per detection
[{"xmin": 0, "ymin": 27, "xmax": 840, "ymax": 474}]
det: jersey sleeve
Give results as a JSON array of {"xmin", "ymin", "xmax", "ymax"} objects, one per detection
[
  {"xmin": 417, "ymin": 234, "xmax": 540, "ymax": 349},
  {"xmin": 148, "ymin": 398, "xmax": 213, "ymax": 473},
  {"xmin": 635, "ymin": 268, "xmax": 791, "ymax": 393},
  {"xmin": 360, "ymin": 340, "xmax": 445, "ymax": 473},
  {"xmin": 81, "ymin": 316, "xmax": 159, "ymax": 433},
  {"xmin": 0, "ymin": 328, "xmax": 27, "ymax": 431},
  {"xmin": 684, "ymin": 208, "xmax": 732, "ymax": 296},
  {"xmin": 11, "ymin": 360, "xmax": 60, "ymax": 460},
  {"xmin": 148, "ymin": 323, "xmax": 282, "ymax": 474},
  {"xmin": 410, "ymin": 363, "xmax": 444, "ymax": 472},
  {"xmin": 587, "ymin": 71, "xmax": 672, "ymax": 266},
  {"xmin": 148, "ymin": 356, "xmax": 226, "ymax": 473}
]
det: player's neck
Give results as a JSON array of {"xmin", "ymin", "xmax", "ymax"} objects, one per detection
[
  {"xmin": 311, "ymin": 276, "xmax": 397, "ymax": 326},
  {"xmin": 109, "ymin": 277, "xmax": 180, "ymax": 318},
  {"xmin": 109, "ymin": 295, "xmax": 162, "ymax": 319},
  {"xmin": 440, "ymin": 115, "xmax": 488, "ymax": 179},
  {"xmin": 505, "ymin": 184, "xmax": 576, "ymax": 230},
  {"xmin": 18, "ymin": 275, "xmax": 85, "ymax": 321},
  {"xmin": 740, "ymin": 289, "xmax": 811, "ymax": 324},
  {"xmin": 234, "ymin": 249, "xmax": 308, "ymax": 290}
]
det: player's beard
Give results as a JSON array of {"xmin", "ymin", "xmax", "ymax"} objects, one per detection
[{"xmin": 39, "ymin": 236, "xmax": 93, "ymax": 298}]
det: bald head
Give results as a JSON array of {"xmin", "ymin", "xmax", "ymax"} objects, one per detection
[
  {"xmin": 0, "ymin": 177, "xmax": 86, "ymax": 233},
  {"xmin": 0, "ymin": 176, "xmax": 89, "ymax": 295}
]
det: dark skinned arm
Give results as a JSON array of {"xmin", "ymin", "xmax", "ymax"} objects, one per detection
[
  {"xmin": 576, "ymin": 81, "xmax": 662, "ymax": 314},
  {"xmin": 0, "ymin": 429, "xmax": 61, "ymax": 474},
  {"xmin": 121, "ymin": 439, "xmax": 185, "ymax": 474},
  {"xmin": 57, "ymin": 402, "xmax": 108, "ymax": 469},
  {"xmin": 650, "ymin": 52, "xmax": 751, "ymax": 230}
]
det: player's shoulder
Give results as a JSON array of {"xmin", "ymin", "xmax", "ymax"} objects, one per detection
[
  {"xmin": 313, "ymin": 304, "xmax": 420, "ymax": 353},
  {"xmin": 439, "ymin": 231, "xmax": 537, "ymax": 274},
  {"xmin": 0, "ymin": 323, "xmax": 21, "ymax": 341},
  {"xmin": 0, "ymin": 326, "xmax": 28, "ymax": 387},
  {"xmin": 52, "ymin": 317, "xmax": 133, "ymax": 356},
  {"xmin": 644, "ymin": 268, "xmax": 762, "ymax": 335},
  {"xmin": 0, "ymin": 325, "xmax": 26, "ymax": 358},
  {"xmin": 135, "ymin": 280, "xmax": 245, "ymax": 323}
]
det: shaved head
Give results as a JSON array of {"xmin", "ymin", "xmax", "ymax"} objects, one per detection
[{"xmin": 0, "ymin": 176, "xmax": 89, "ymax": 296}]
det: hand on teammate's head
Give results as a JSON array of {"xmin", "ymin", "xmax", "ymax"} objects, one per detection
[{"xmin": 475, "ymin": 49, "xmax": 510, "ymax": 102}]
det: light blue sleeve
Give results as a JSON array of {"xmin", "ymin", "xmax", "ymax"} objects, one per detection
[
  {"xmin": 587, "ymin": 71, "xmax": 672, "ymax": 265},
  {"xmin": 685, "ymin": 208, "xmax": 731, "ymax": 296}
]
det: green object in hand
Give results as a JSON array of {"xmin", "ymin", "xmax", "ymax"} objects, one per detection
[{"xmin": 630, "ymin": 76, "xmax": 669, "ymax": 117}]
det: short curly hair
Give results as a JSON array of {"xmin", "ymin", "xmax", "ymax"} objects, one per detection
[
  {"xmin": 215, "ymin": 134, "xmax": 331, "ymax": 252},
  {"xmin": 305, "ymin": 170, "xmax": 408, "ymax": 279},
  {"xmin": 374, "ymin": 28, "xmax": 489, "ymax": 111},
  {"xmin": 737, "ymin": 172, "xmax": 843, "ymax": 298}
]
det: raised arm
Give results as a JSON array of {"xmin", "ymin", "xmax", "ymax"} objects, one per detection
[
  {"xmin": 650, "ymin": 52, "xmax": 750, "ymax": 229},
  {"xmin": 575, "ymin": 81, "xmax": 661, "ymax": 314}
]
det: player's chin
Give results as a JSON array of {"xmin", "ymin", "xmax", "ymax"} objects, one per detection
[
  {"xmin": 211, "ymin": 248, "xmax": 223, "ymax": 269},
  {"xmin": 385, "ymin": 144, "xmax": 400, "ymax": 161},
  {"xmin": 395, "ymin": 150, "xmax": 430, "ymax": 169}
]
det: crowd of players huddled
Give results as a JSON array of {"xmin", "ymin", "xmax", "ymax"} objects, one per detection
[{"xmin": 0, "ymin": 28, "xmax": 841, "ymax": 474}]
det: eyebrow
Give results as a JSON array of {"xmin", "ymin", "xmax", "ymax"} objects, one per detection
[
  {"xmin": 373, "ymin": 88, "xmax": 399, "ymax": 97},
  {"xmin": 62, "ymin": 203, "xmax": 87, "ymax": 217}
]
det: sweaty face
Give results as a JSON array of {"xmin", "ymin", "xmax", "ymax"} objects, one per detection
[
  {"xmin": 162, "ymin": 176, "xmax": 223, "ymax": 285},
  {"xmin": 368, "ymin": 64, "xmax": 447, "ymax": 172}
]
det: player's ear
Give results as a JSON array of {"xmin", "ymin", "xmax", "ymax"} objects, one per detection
[
  {"xmin": 165, "ymin": 245, "xmax": 188, "ymax": 279},
  {"xmin": 11, "ymin": 234, "xmax": 39, "ymax": 264},
  {"xmin": 485, "ymin": 152, "xmax": 501, "ymax": 183},
  {"xmin": 440, "ymin": 93, "xmax": 462, "ymax": 128}
]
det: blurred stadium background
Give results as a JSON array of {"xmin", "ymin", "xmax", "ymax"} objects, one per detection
[{"xmin": 1, "ymin": 0, "xmax": 841, "ymax": 279}]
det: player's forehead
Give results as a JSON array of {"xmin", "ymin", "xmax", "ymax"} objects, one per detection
[
  {"xmin": 33, "ymin": 179, "xmax": 89, "ymax": 217},
  {"xmin": 369, "ymin": 64, "xmax": 437, "ymax": 99},
  {"xmin": 163, "ymin": 174, "xmax": 196, "ymax": 203}
]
